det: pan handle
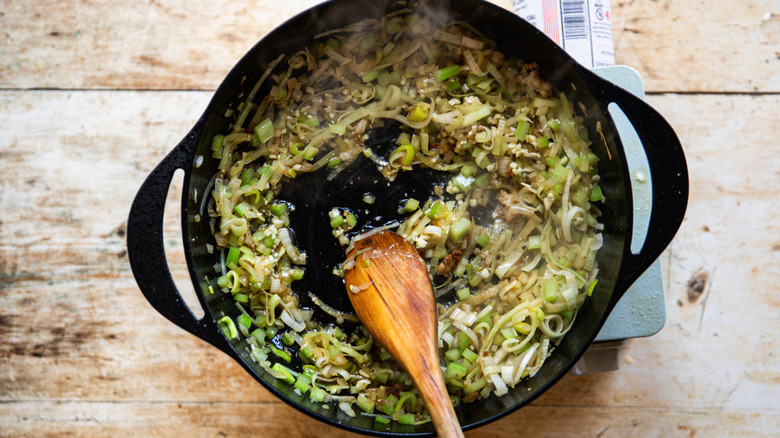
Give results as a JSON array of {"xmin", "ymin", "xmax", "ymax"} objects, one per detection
[
  {"xmin": 127, "ymin": 119, "xmax": 238, "ymax": 359},
  {"xmin": 588, "ymin": 71, "xmax": 689, "ymax": 300}
]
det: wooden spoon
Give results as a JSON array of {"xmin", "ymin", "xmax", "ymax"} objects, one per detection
[{"xmin": 344, "ymin": 229, "xmax": 464, "ymax": 438}]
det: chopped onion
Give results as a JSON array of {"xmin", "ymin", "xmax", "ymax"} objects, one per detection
[
  {"xmin": 278, "ymin": 228, "xmax": 306, "ymax": 265},
  {"xmin": 280, "ymin": 309, "xmax": 306, "ymax": 332}
]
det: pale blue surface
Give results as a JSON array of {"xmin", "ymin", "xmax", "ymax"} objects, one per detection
[{"xmin": 591, "ymin": 66, "xmax": 666, "ymax": 342}]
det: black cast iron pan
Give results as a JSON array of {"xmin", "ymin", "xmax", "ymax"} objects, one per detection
[{"xmin": 127, "ymin": 0, "xmax": 688, "ymax": 435}]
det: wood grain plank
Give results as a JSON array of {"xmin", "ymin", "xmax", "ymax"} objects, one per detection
[
  {"xmin": 1, "ymin": 90, "xmax": 778, "ymax": 435},
  {"xmin": 1, "ymin": 0, "xmax": 777, "ymax": 92},
  {"xmin": 1, "ymin": 401, "xmax": 777, "ymax": 437},
  {"xmin": 612, "ymin": 0, "xmax": 780, "ymax": 92}
]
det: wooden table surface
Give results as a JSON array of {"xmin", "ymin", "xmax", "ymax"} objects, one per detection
[{"xmin": 1, "ymin": 0, "xmax": 778, "ymax": 436}]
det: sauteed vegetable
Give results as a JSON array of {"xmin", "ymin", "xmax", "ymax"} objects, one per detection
[{"xmin": 204, "ymin": 9, "xmax": 603, "ymax": 425}]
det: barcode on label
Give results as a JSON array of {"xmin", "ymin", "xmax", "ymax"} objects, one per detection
[{"xmin": 561, "ymin": 0, "xmax": 588, "ymax": 40}]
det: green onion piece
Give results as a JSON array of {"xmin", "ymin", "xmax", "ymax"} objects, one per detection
[
  {"xmin": 476, "ymin": 312, "xmax": 492, "ymax": 329},
  {"xmin": 501, "ymin": 327, "xmax": 519, "ymax": 339},
  {"xmin": 253, "ymin": 118, "xmax": 274, "ymax": 144},
  {"xmin": 408, "ymin": 102, "xmax": 429, "ymax": 122},
  {"xmin": 294, "ymin": 375, "xmax": 311, "ymax": 393},
  {"xmin": 269, "ymin": 203, "xmax": 287, "ymax": 217},
  {"xmin": 387, "ymin": 70, "xmax": 402, "ymax": 85},
  {"xmin": 587, "ymin": 279, "xmax": 598, "ymax": 296},
  {"xmin": 544, "ymin": 278, "xmax": 559, "ymax": 302},
  {"xmin": 427, "ymin": 203, "xmax": 446, "ymax": 219},
  {"xmin": 527, "ymin": 235, "xmax": 541, "ymax": 249},
  {"xmin": 403, "ymin": 198, "xmax": 419, "ymax": 212},
  {"xmin": 445, "ymin": 362, "xmax": 467, "ymax": 380},
  {"xmin": 262, "ymin": 235, "xmax": 276, "ymax": 248},
  {"xmin": 327, "ymin": 157, "xmax": 341, "ymax": 168},
  {"xmin": 445, "ymin": 348, "xmax": 461, "ymax": 362},
  {"xmin": 226, "ymin": 247, "xmax": 240, "ymax": 267},
  {"xmin": 271, "ymin": 363, "xmax": 295, "ymax": 384},
  {"xmin": 456, "ymin": 287, "xmax": 471, "ymax": 301},
  {"xmin": 374, "ymin": 415, "xmax": 391, "ymax": 425},
  {"xmin": 457, "ymin": 332, "xmax": 470, "ymax": 352},
  {"xmin": 332, "ymin": 326, "xmax": 346, "ymax": 340},
  {"xmin": 281, "ymin": 332, "xmax": 294, "ymax": 347},
  {"xmin": 299, "ymin": 345, "xmax": 313, "ymax": 359},
  {"xmin": 515, "ymin": 120, "xmax": 530, "ymax": 139},
  {"xmin": 560, "ymin": 309, "xmax": 573, "ymax": 319},
  {"xmin": 460, "ymin": 164, "xmax": 477, "ymax": 177},
  {"xmin": 376, "ymin": 69, "xmax": 391, "ymax": 85},
  {"xmin": 590, "ymin": 184, "xmax": 603, "ymax": 202},
  {"xmin": 572, "ymin": 185, "xmax": 589, "ymax": 206},
  {"xmin": 391, "ymin": 143, "xmax": 415, "ymax": 166},
  {"xmin": 374, "ymin": 369, "xmax": 390, "ymax": 384},
  {"xmin": 397, "ymin": 413, "xmax": 416, "ymax": 425},
  {"xmin": 379, "ymin": 394, "xmax": 398, "ymax": 415},
  {"xmin": 269, "ymin": 344, "xmax": 292, "ymax": 362},
  {"xmin": 330, "ymin": 215, "xmax": 344, "ymax": 228},
  {"xmin": 211, "ymin": 134, "xmax": 224, "ymax": 151},
  {"xmin": 462, "ymin": 348, "xmax": 478, "ymax": 363},
  {"xmin": 538, "ymin": 136, "xmax": 550, "ymax": 148},
  {"xmin": 240, "ymin": 168, "xmax": 254, "ymax": 185},
  {"xmin": 309, "ymin": 386, "xmax": 326, "ymax": 402},
  {"xmin": 548, "ymin": 119, "xmax": 560, "ymax": 131},
  {"xmin": 545, "ymin": 156, "xmax": 560, "ymax": 168},
  {"xmin": 302, "ymin": 364, "xmax": 317, "ymax": 377},
  {"xmin": 474, "ymin": 172, "xmax": 491, "ymax": 188},
  {"xmin": 300, "ymin": 115, "xmax": 320, "ymax": 127},
  {"xmin": 291, "ymin": 268, "xmax": 304, "ymax": 281},
  {"xmin": 449, "ymin": 217, "xmax": 472, "ymax": 243},
  {"xmin": 234, "ymin": 293, "xmax": 249, "ymax": 304},
  {"xmin": 233, "ymin": 202, "xmax": 250, "ymax": 218},
  {"xmin": 237, "ymin": 313, "xmax": 252, "ymax": 329},
  {"xmin": 552, "ymin": 165, "xmax": 569, "ymax": 184},
  {"xmin": 250, "ymin": 345, "xmax": 268, "ymax": 362},
  {"xmin": 267, "ymin": 295, "xmax": 281, "ymax": 312},
  {"xmin": 217, "ymin": 316, "xmax": 237, "ymax": 340},
  {"xmin": 452, "ymin": 174, "xmax": 475, "ymax": 192},
  {"xmin": 434, "ymin": 65, "xmax": 461, "ymax": 82},
  {"xmin": 328, "ymin": 123, "xmax": 346, "ymax": 135},
  {"xmin": 464, "ymin": 376, "xmax": 487, "ymax": 393},
  {"xmin": 250, "ymin": 328, "xmax": 265, "ymax": 344},
  {"xmin": 346, "ymin": 212, "xmax": 357, "ymax": 228},
  {"xmin": 360, "ymin": 69, "xmax": 379, "ymax": 82},
  {"xmin": 356, "ymin": 394, "xmax": 375, "ymax": 413},
  {"xmin": 476, "ymin": 233, "xmax": 490, "ymax": 247},
  {"xmin": 289, "ymin": 142, "xmax": 304, "ymax": 156},
  {"xmin": 462, "ymin": 104, "xmax": 491, "ymax": 127},
  {"xmin": 302, "ymin": 145, "xmax": 318, "ymax": 161},
  {"xmin": 446, "ymin": 79, "xmax": 462, "ymax": 93}
]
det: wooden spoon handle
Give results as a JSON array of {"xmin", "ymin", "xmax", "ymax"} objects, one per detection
[{"xmin": 409, "ymin": 357, "xmax": 465, "ymax": 438}]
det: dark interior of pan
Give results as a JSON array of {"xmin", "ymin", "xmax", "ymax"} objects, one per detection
[{"xmin": 182, "ymin": 0, "xmax": 634, "ymax": 435}]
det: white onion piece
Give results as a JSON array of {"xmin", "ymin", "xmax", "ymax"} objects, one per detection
[{"xmin": 278, "ymin": 228, "xmax": 306, "ymax": 265}]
